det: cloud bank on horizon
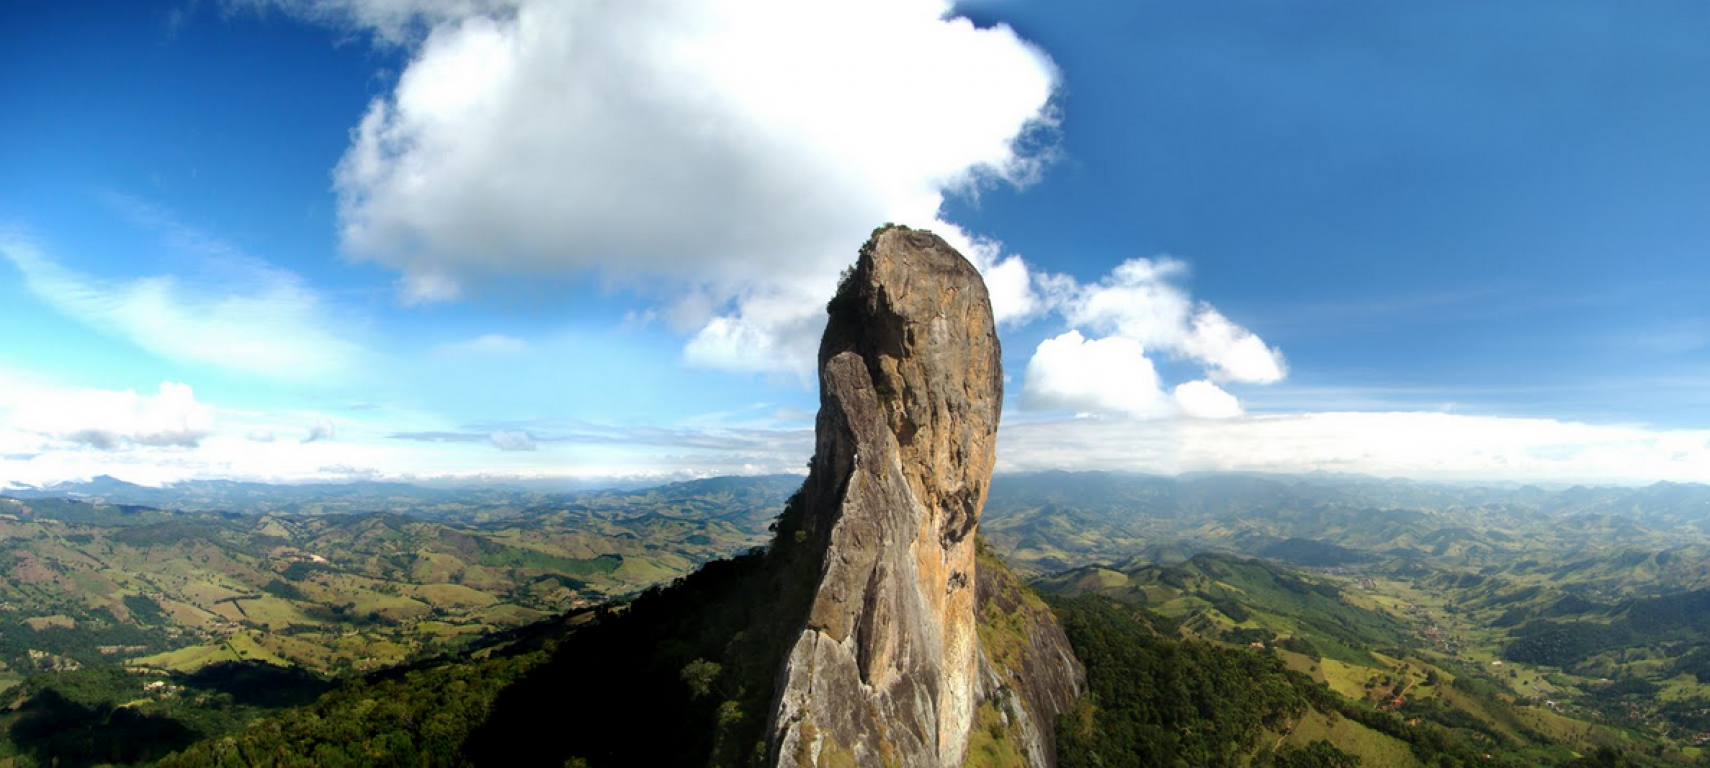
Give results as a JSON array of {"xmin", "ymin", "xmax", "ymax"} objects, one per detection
[
  {"xmin": 6, "ymin": 370, "xmax": 1710, "ymax": 488},
  {"xmin": 2, "ymin": 0, "xmax": 1705, "ymax": 488}
]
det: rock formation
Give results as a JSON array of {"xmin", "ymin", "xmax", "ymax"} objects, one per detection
[{"xmin": 770, "ymin": 226, "xmax": 1083, "ymax": 768}]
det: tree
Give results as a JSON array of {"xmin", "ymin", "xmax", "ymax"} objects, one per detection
[
  {"xmin": 681, "ymin": 658, "xmax": 722, "ymax": 699},
  {"xmin": 1259, "ymin": 740, "xmax": 1362, "ymax": 768}
]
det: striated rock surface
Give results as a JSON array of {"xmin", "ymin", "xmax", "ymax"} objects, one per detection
[{"xmin": 770, "ymin": 226, "xmax": 1083, "ymax": 768}]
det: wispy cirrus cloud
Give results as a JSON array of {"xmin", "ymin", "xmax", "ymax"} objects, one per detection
[{"xmin": 0, "ymin": 219, "xmax": 363, "ymax": 382}]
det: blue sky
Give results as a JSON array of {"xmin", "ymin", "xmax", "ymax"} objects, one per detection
[{"xmin": 3, "ymin": 0, "xmax": 1709, "ymax": 486}]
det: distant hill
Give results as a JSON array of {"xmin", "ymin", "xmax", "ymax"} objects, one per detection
[
  {"xmin": 17, "ymin": 470, "xmax": 1710, "ymax": 538},
  {"xmin": 981, "ymin": 471, "xmax": 1710, "ymax": 575},
  {"xmin": 4, "ymin": 474, "xmax": 803, "ymax": 518},
  {"xmin": 0, "ymin": 476, "xmax": 798, "ymax": 680}
]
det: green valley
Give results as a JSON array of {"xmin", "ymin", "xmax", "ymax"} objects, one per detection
[{"xmin": 10, "ymin": 472, "xmax": 1710, "ymax": 766}]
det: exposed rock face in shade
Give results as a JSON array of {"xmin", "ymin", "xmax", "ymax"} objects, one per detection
[
  {"xmin": 972, "ymin": 542, "xmax": 1085, "ymax": 768},
  {"xmin": 770, "ymin": 226, "xmax": 1083, "ymax": 768}
]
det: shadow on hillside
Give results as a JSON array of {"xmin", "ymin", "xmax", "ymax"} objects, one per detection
[
  {"xmin": 9, "ymin": 688, "xmax": 197, "ymax": 768},
  {"xmin": 183, "ymin": 660, "xmax": 333, "ymax": 708}
]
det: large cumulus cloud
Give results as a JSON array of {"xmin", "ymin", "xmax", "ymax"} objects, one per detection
[
  {"xmin": 260, "ymin": 0, "xmax": 1282, "ymax": 417},
  {"xmin": 306, "ymin": 0, "xmax": 1058, "ymax": 373}
]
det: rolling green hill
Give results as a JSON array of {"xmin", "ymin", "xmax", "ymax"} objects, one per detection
[
  {"xmin": 1036, "ymin": 553, "xmax": 1411, "ymax": 665},
  {"xmin": 0, "ymin": 478, "xmax": 795, "ymax": 679},
  {"xmin": 994, "ymin": 472, "xmax": 1710, "ymax": 764},
  {"xmin": 9, "ymin": 472, "xmax": 1710, "ymax": 766}
]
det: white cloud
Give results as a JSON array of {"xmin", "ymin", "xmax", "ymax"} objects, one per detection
[
  {"xmin": 0, "ymin": 229, "xmax": 362, "ymax": 382},
  {"xmin": 1181, "ymin": 308, "xmax": 1287, "ymax": 384},
  {"xmin": 7, "ymin": 382, "xmax": 213, "ymax": 451},
  {"xmin": 0, "ymin": 371, "xmax": 490, "ymax": 487},
  {"xmin": 681, "ymin": 290, "xmax": 828, "ymax": 376},
  {"xmin": 936, "ymin": 228, "xmax": 1046, "ymax": 327},
  {"xmin": 1059, "ymin": 258, "xmax": 1285, "ymax": 384},
  {"xmin": 1023, "ymin": 332, "xmax": 1255, "ymax": 420},
  {"xmin": 1172, "ymin": 380, "xmax": 1243, "ymax": 419},
  {"xmin": 1019, "ymin": 256, "xmax": 1286, "ymax": 417},
  {"xmin": 1022, "ymin": 331, "xmax": 1172, "ymax": 417},
  {"xmin": 981, "ymin": 254, "xmax": 1043, "ymax": 325},
  {"xmin": 295, "ymin": 0, "xmax": 1056, "ymax": 373},
  {"xmin": 1059, "ymin": 259, "xmax": 1193, "ymax": 345}
]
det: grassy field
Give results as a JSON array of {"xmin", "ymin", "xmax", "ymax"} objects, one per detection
[{"xmin": 1273, "ymin": 710, "xmax": 1424, "ymax": 768}]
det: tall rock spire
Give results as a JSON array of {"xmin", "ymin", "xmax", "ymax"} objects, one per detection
[{"xmin": 770, "ymin": 226, "xmax": 1078, "ymax": 768}]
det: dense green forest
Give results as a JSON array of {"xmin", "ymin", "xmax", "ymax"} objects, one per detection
[
  {"xmin": 0, "ymin": 663, "xmax": 331, "ymax": 767},
  {"xmin": 156, "ymin": 652, "xmax": 542, "ymax": 768},
  {"xmin": 1051, "ymin": 595, "xmax": 1328, "ymax": 767}
]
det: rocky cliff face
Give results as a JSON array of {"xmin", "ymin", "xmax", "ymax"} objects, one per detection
[{"xmin": 770, "ymin": 227, "xmax": 1083, "ymax": 768}]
